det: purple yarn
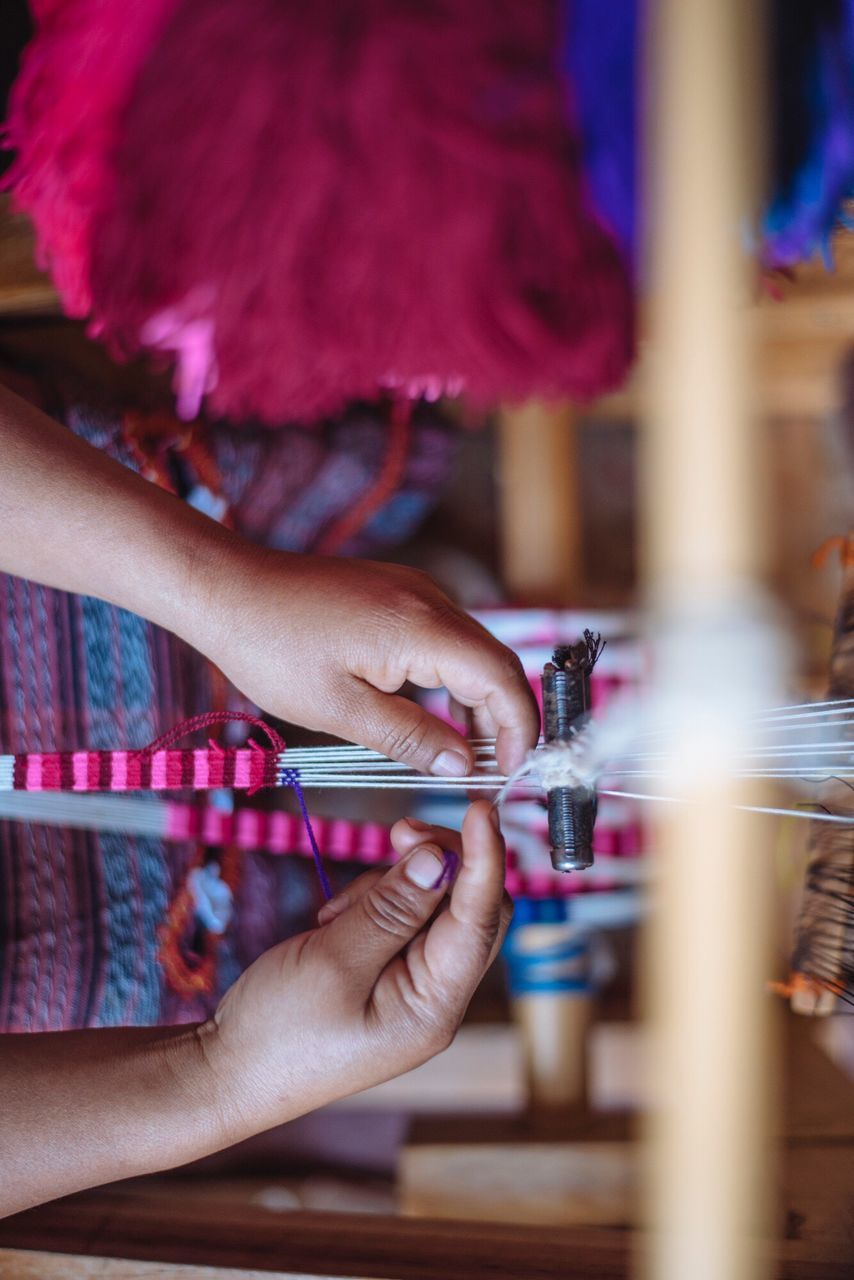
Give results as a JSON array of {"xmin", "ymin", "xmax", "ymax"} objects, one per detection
[
  {"xmin": 764, "ymin": 1, "xmax": 854, "ymax": 267},
  {"xmin": 558, "ymin": 0, "xmax": 854, "ymax": 272},
  {"xmin": 431, "ymin": 850, "xmax": 461, "ymax": 891},
  {"xmin": 557, "ymin": 0, "xmax": 639, "ymax": 268},
  {"xmin": 280, "ymin": 768, "xmax": 333, "ymax": 902}
]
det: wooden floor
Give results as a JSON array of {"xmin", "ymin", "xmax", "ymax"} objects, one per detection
[
  {"xmin": 0, "ymin": 1194, "xmax": 850, "ymax": 1280},
  {"xmin": 0, "ymin": 1018, "xmax": 850, "ymax": 1279}
]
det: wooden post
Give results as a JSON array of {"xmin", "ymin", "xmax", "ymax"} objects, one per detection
[
  {"xmin": 642, "ymin": 4, "xmax": 776, "ymax": 1280},
  {"xmin": 512, "ymin": 991, "xmax": 590, "ymax": 1111},
  {"xmin": 497, "ymin": 402, "xmax": 582, "ymax": 604}
]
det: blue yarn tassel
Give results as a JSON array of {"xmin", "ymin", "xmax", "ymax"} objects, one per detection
[
  {"xmin": 764, "ymin": 0, "xmax": 854, "ymax": 267},
  {"xmin": 557, "ymin": 0, "xmax": 639, "ymax": 270},
  {"xmin": 558, "ymin": 0, "xmax": 854, "ymax": 272}
]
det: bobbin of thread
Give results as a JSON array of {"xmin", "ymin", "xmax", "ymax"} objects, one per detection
[{"xmin": 541, "ymin": 633, "xmax": 603, "ymax": 872}]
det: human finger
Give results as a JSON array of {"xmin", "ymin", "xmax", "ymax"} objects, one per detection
[
  {"xmin": 319, "ymin": 819, "xmax": 464, "ymax": 927},
  {"xmin": 391, "ymin": 816, "xmax": 462, "ymax": 858},
  {"xmin": 427, "ymin": 628, "xmax": 538, "ymax": 775},
  {"xmin": 420, "ymin": 800, "xmax": 507, "ymax": 996},
  {"xmin": 322, "ymin": 842, "xmax": 454, "ymax": 986},
  {"xmin": 330, "ymin": 681, "xmax": 475, "ymax": 778},
  {"xmin": 316, "ymin": 868, "xmax": 386, "ymax": 926},
  {"xmin": 393, "ymin": 816, "xmax": 511, "ymax": 969},
  {"xmin": 447, "ymin": 696, "xmax": 473, "ymax": 736}
]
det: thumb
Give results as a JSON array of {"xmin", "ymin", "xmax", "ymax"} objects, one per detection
[
  {"xmin": 332, "ymin": 682, "xmax": 474, "ymax": 778},
  {"xmin": 323, "ymin": 842, "xmax": 451, "ymax": 985}
]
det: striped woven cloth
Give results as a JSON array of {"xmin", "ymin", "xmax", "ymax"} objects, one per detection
[
  {"xmin": 0, "ymin": 384, "xmax": 455, "ymax": 1031},
  {"xmin": 0, "ymin": 747, "xmax": 279, "ymax": 794}
]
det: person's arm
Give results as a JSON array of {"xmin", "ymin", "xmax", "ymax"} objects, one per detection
[
  {"xmin": 0, "ymin": 1022, "xmax": 228, "ymax": 1212},
  {"xmin": 0, "ymin": 382, "xmax": 538, "ymax": 774},
  {"xmin": 0, "ymin": 803, "xmax": 510, "ymax": 1217}
]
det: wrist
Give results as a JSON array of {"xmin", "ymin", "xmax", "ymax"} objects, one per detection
[
  {"xmin": 158, "ymin": 514, "xmax": 257, "ymax": 652},
  {"xmin": 175, "ymin": 535, "xmax": 301, "ymax": 668},
  {"xmin": 153, "ymin": 1019, "xmax": 256, "ymax": 1152},
  {"xmin": 193, "ymin": 1011, "xmax": 300, "ymax": 1138}
]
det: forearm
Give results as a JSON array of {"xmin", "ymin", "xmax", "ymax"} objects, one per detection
[
  {"xmin": 0, "ymin": 382, "xmax": 247, "ymax": 644},
  {"xmin": 0, "ymin": 1023, "xmax": 243, "ymax": 1216},
  {"xmin": 0, "ymin": 384, "xmax": 538, "ymax": 773}
]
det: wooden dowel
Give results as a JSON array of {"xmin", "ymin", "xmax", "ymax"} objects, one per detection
[
  {"xmin": 642, "ymin": 4, "xmax": 775, "ymax": 1280},
  {"xmin": 497, "ymin": 402, "xmax": 582, "ymax": 605}
]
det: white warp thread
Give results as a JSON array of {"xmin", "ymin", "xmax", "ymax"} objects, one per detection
[
  {"xmin": 496, "ymin": 722, "xmax": 612, "ymax": 804},
  {"xmin": 529, "ymin": 736, "xmax": 599, "ymax": 792}
]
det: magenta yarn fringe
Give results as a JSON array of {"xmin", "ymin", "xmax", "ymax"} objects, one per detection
[
  {"xmin": 4, "ymin": 0, "xmax": 180, "ymax": 316},
  {"xmin": 5, "ymin": 0, "xmax": 633, "ymax": 424}
]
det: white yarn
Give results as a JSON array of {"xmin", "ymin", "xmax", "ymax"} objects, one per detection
[
  {"xmin": 188, "ymin": 863, "xmax": 233, "ymax": 935},
  {"xmin": 528, "ymin": 735, "xmax": 599, "ymax": 793},
  {"xmin": 495, "ymin": 722, "xmax": 611, "ymax": 804}
]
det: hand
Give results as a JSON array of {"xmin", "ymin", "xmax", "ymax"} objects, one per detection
[
  {"xmin": 197, "ymin": 546, "xmax": 539, "ymax": 776},
  {"xmin": 203, "ymin": 801, "xmax": 512, "ymax": 1132},
  {"xmin": 0, "ymin": 385, "xmax": 538, "ymax": 775}
]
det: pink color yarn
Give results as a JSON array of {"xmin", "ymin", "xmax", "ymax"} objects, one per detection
[
  {"xmin": 4, "ymin": 0, "xmax": 180, "ymax": 315},
  {"xmin": 8, "ymin": 0, "xmax": 633, "ymax": 424}
]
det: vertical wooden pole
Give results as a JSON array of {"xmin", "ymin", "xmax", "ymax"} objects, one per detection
[
  {"xmin": 497, "ymin": 402, "xmax": 582, "ymax": 604},
  {"xmin": 494, "ymin": 400, "xmax": 589, "ymax": 1107},
  {"xmin": 643, "ymin": 4, "xmax": 776, "ymax": 1280}
]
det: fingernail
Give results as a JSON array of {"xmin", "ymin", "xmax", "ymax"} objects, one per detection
[
  {"xmin": 431, "ymin": 750, "xmax": 469, "ymax": 778},
  {"xmin": 404, "ymin": 816, "xmax": 432, "ymax": 831},
  {"xmin": 405, "ymin": 845, "xmax": 445, "ymax": 889}
]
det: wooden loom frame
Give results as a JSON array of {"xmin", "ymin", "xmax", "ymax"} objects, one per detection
[{"xmin": 641, "ymin": 4, "xmax": 775, "ymax": 1280}]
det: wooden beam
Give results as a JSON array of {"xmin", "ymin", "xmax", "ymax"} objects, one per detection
[
  {"xmin": 0, "ymin": 1191, "xmax": 851, "ymax": 1280},
  {"xmin": 642, "ymin": 4, "xmax": 775, "ymax": 1280},
  {"xmin": 0, "ymin": 1253, "xmax": 344, "ymax": 1280},
  {"xmin": 0, "ymin": 197, "xmax": 59, "ymax": 317},
  {"xmin": 591, "ymin": 232, "xmax": 854, "ymax": 423},
  {"xmin": 496, "ymin": 401, "xmax": 582, "ymax": 605}
]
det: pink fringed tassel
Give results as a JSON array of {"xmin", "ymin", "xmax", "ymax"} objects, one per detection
[
  {"xmin": 7, "ymin": 0, "xmax": 634, "ymax": 424},
  {"xmin": 3, "ymin": 0, "xmax": 180, "ymax": 315}
]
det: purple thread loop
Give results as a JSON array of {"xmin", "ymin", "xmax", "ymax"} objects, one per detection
[
  {"xmin": 280, "ymin": 767, "xmax": 333, "ymax": 901},
  {"xmin": 431, "ymin": 849, "xmax": 460, "ymax": 891}
]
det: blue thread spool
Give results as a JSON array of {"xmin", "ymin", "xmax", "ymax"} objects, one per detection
[{"xmin": 504, "ymin": 898, "xmax": 597, "ymax": 997}]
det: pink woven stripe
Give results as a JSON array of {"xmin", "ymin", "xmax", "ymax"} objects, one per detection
[
  {"xmin": 267, "ymin": 811, "xmax": 295, "ymax": 853},
  {"xmin": 208, "ymin": 749, "xmax": 225, "ymax": 788},
  {"xmin": 164, "ymin": 801, "xmax": 192, "ymax": 840},
  {"xmin": 150, "ymin": 752, "xmax": 168, "ymax": 789},
  {"xmin": 25, "ymin": 753, "xmax": 43, "ymax": 791},
  {"xmin": 362, "ymin": 823, "xmax": 387, "ymax": 862},
  {"xmin": 72, "ymin": 752, "xmax": 89, "ymax": 792},
  {"xmin": 126, "ymin": 753, "xmax": 142, "ymax": 789},
  {"xmin": 112, "ymin": 751, "xmax": 128, "ymax": 791},
  {"xmin": 87, "ymin": 752, "xmax": 100, "ymax": 790},
  {"xmin": 41, "ymin": 754, "xmax": 62, "ymax": 789},
  {"xmin": 233, "ymin": 750, "xmax": 251, "ymax": 790},
  {"xmin": 193, "ymin": 749, "xmax": 210, "ymax": 789},
  {"xmin": 235, "ymin": 808, "xmax": 258, "ymax": 849}
]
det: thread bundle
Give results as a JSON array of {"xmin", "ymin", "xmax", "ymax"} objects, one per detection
[{"xmin": 5, "ymin": 0, "xmax": 633, "ymax": 424}]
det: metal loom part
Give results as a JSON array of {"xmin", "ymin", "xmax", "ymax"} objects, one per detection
[{"xmin": 541, "ymin": 631, "xmax": 605, "ymax": 872}]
